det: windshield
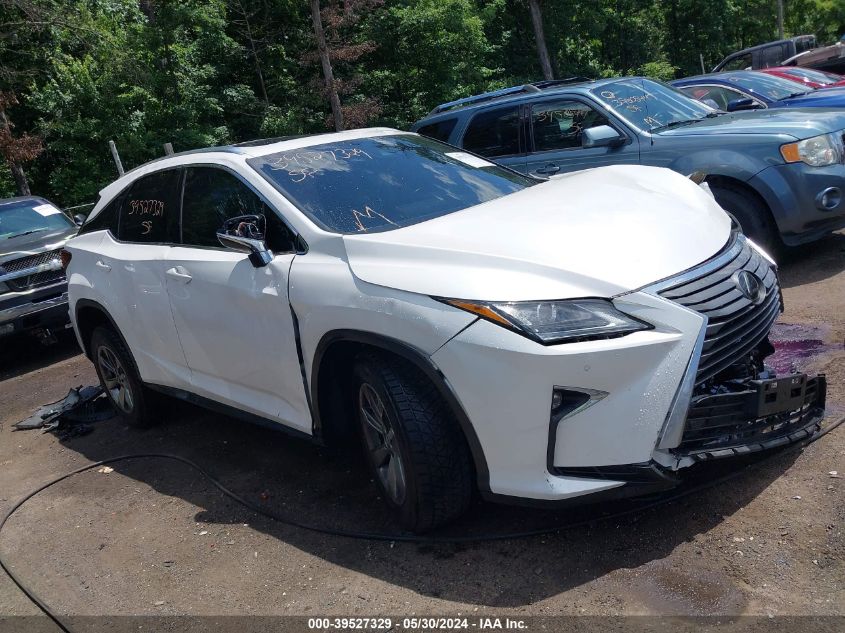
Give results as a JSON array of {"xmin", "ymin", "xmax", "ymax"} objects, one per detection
[
  {"xmin": 782, "ymin": 68, "xmax": 843, "ymax": 84},
  {"xmin": 248, "ymin": 134, "xmax": 535, "ymax": 234},
  {"xmin": 722, "ymin": 72, "xmax": 812, "ymax": 100},
  {"xmin": 0, "ymin": 199, "xmax": 74, "ymax": 240},
  {"xmin": 591, "ymin": 78, "xmax": 714, "ymax": 132}
]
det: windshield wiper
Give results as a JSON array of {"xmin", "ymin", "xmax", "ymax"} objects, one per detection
[
  {"xmin": 651, "ymin": 118, "xmax": 702, "ymax": 132},
  {"xmin": 5, "ymin": 228, "xmax": 48, "ymax": 239}
]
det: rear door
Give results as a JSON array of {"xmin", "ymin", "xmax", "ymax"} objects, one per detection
[
  {"xmin": 94, "ymin": 168, "xmax": 190, "ymax": 387},
  {"xmin": 459, "ymin": 104, "xmax": 528, "ymax": 173},
  {"xmin": 524, "ymin": 96, "xmax": 640, "ymax": 176},
  {"xmin": 164, "ymin": 165, "xmax": 310, "ymax": 432}
]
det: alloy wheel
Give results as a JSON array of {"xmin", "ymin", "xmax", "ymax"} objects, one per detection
[
  {"xmin": 97, "ymin": 345, "xmax": 134, "ymax": 413},
  {"xmin": 358, "ymin": 382, "xmax": 406, "ymax": 506}
]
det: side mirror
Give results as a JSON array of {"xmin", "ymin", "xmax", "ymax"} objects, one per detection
[
  {"xmin": 583, "ymin": 125, "xmax": 624, "ymax": 148},
  {"xmin": 726, "ymin": 98, "xmax": 759, "ymax": 112},
  {"xmin": 216, "ymin": 214, "xmax": 273, "ymax": 267},
  {"xmin": 73, "ymin": 213, "xmax": 86, "ymax": 226}
]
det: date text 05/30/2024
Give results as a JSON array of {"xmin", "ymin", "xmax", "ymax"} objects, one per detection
[{"xmin": 307, "ymin": 617, "xmax": 528, "ymax": 630}]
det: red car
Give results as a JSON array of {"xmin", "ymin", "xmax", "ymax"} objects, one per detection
[{"xmin": 758, "ymin": 66, "xmax": 845, "ymax": 89}]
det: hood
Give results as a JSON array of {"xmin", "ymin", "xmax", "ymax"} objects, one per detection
[
  {"xmin": 657, "ymin": 108, "xmax": 845, "ymax": 140},
  {"xmin": 1, "ymin": 225, "xmax": 77, "ymax": 264},
  {"xmin": 343, "ymin": 165, "xmax": 732, "ymax": 302},
  {"xmin": 779, "ymin": 86, "xmax": 845, "ymax": 108}
]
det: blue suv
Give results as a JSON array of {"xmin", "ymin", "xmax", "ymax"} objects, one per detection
[{"xmin": 410, "ymin": 77, "xmax": 845, "ymax": 252}]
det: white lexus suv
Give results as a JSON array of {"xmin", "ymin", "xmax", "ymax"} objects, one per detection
[{"xmin": 64, "ymin": 128, "xmax": 826, "ymax": 532}]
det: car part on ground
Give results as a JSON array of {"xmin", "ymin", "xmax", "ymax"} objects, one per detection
[
  {"xmin": 65, "ymin": 128, "xmax": 829, "ymax": 531},
  {"xmin": 412, "ymin": 77, "xmax": 845, "ymax": 249},
  {"xmin": 0, "ymin": 196, "xmax": 78, "ymax": 339},
  {"xmin": 13, "ymin": 385, "xmax": 106, "ymax": 431}
]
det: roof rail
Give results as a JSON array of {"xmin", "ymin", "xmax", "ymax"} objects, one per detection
[{"xmin": 427, "ymin": 77, "xmax": 593, "ymax": 116}]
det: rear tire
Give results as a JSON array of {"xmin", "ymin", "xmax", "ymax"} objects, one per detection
[
  {"xmin": 90, "ymin": 326, "xmax": 156, "ymax": 428},
  {"xmin": 709, "ymin": 182, "xmax": 783, "ymax": 257},
  {"xmin": 352, "ymin": 352, "xmax": 473, "ymax": 533}
]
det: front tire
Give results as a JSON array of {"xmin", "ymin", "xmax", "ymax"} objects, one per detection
[
  {"xmin": 709, "ymin": 182, "xmax": 782, "ymax": 256},
  {"xmin": 353, "ymin": 353, "xmax": 473, "ymax": 532},
  {"xmin": 90, "ymin": 326, "xmax": 156, "ymax": 428}
]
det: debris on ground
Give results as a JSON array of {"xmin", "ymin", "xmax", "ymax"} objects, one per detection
[
  {"xmin": 12, "ymin": 385, "xmax": 114, "ymax": 437},
  {"xmin": 97, "ymin": 466, "xmax": 114, "ymax": 474}
]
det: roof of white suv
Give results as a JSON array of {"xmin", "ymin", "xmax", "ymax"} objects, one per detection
[{"xmin": 96, "ymin": 127, "xmax": 403, "ymax": 203}]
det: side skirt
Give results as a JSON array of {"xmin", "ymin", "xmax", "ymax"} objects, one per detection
[{"xmin": 146, "ymin": 383, "xmax": 316, "ymax": 444}]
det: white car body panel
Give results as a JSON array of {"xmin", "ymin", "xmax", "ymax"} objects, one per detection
[
  {"xmin": 343, "ymin": 165, "xmax": 731, "ymax": 301},
  {"xmin": 163, "ymin": 247, "xmax": 310, "ymax": 430}
]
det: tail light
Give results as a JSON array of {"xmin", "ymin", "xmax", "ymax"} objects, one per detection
[{"xmin": 60, "ymin": 249, "xmax": 72, "ymax": 271}]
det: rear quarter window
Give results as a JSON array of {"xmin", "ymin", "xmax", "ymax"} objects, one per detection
[
  {"xmin": 79, "ymin": 196, "xmax": 120, "ymax": 236},
  {"xmin": 117, "ymin": 169, "xmax": 182, "ymax": 243},
  {"xmin": 416, "ymin": 118, "xmax": 458, "ymax": 143}
]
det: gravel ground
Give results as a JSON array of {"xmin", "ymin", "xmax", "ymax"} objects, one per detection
[{"xmin": 0, "ymin": 232, "xmax": 842, "ymax": 622}]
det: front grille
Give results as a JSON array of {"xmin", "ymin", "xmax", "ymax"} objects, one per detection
[
  {"xmin": 680, "ymin": 376, "xmax": 825, "ymax": 458},
  {"xmin": 0, "ymin": 249, "xmax": 65, "ymax": 291},
  {"xmin": 658, "ymin": 237, "xmax": 780, "ymax": 385}
]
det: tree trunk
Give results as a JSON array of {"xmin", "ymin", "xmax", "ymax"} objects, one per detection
[
  {"xmin": 0, "ymin": 106, "xmax": 31, "ymax": 196},
  {"xmin": 9, "ymin": 161, "xmax": 30, "ymax": 196},
  {"xmin": 310, "ymin": 0, "xmax": 344, "ymax": 131},
  {"xmin": 527, "ymin": 0, "xmax": 554, "ymax": 81},
  {"xmin": 776, "ymin": 0, "xmax": 784, "ymax": 39},
  {"xmin": 236, "ymin": 0, "xmax": 269, "ymax": 105}
]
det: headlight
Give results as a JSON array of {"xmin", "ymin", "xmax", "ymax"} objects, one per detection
[
  {"xmin": 440, "ymin": 298, "xmax": 652, "ymax": 344},
  {"xmin": 780, "ymin": 133, "xmax": 843, "ymax": 167}
]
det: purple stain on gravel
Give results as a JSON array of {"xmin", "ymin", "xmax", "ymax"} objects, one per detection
[{"xmin": 767, "ymin": 322, "xmax": 835, "ymax": 375}]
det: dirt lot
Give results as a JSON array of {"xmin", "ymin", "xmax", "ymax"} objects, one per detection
[{"xmin": 0, "ymin": 233, "xmax": 843, "ymax": 624}]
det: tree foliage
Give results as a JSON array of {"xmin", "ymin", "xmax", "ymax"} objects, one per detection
[{"xmin": 0, "ymin": 0, "xmax": 842, "ymax": 205}]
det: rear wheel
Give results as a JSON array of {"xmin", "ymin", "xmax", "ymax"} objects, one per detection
[
  {"xmin": 90, "ymin": 326, "xmax": 156, "ymax": 428},
  {"xmin": 709, "ymin": 182, "xmax": 782, "ymax": 257},
  {"xmin": 353, "ymin": 353, "xmax": 473, "ymax": 532}
]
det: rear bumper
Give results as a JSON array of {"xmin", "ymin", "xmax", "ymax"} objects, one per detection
[{"xmin": 0, "ymin": 286, "xmax": 69, "ymax": 336}]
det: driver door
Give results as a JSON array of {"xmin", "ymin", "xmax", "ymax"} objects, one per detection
[
  {"xmin": 524, "ymin": 97, "xmax": 639, "ymax": 176},
  {"xmin": 164, "ymin": 166, "xmax": 311, "ymax": 433}
]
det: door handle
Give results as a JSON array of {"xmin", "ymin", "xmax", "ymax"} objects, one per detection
[
  {"xmin": 95, "ymin": 260, "xmax": 111, "ymax": 272},
  {"xmin": 165, "ymin": 267, "xmax": 192, "ymax": 283},
  {"xmin": 535, "ymin": 164, "xmax": 561, "ymax": 175}
]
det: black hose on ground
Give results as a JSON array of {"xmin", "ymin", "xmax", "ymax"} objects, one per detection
[{"xmin": 1, "ymin": 415, "xmax": 843, "ymax": 633}]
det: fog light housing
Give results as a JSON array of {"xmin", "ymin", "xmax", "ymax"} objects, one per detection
[
  {"xmin": 550, "ymin": 388, "xmax": 607, "ymax": 423},
  {"xmin": 816, "ymin": 187, "xmax": 841, "ymax": 211}
]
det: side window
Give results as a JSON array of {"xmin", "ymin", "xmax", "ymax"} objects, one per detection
[
  {"xmin": 761, "ymin": 44, "xmax": 785, "ymax": 68},
  {"xmin": 462, "ymin": 106, "xmax": 521, "ymax": 157},
  {"xmin": 722, "ymin": 53, "xmax": 752, "ymax": 71},
  {"xmin": 181, "ymin": 167, "xmax": 297, "ymax": 252},
  {"xmin": 118, "ymin": 169, "xmax": 181, "ymax": 243},
  {"xmin": 80, "ymin": 195, "xmax": 121, "ymax": 236},
  {"xmin": 417, "ymin": 118, "xmax": 458, "ymax": 143},
  {"xmin": 530, "ymin": 100, "xmax": 610, "ymax": 152}
]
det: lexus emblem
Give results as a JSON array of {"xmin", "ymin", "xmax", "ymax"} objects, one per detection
[{"xmin": 733, "ymin": 270, "xmax": 765, "ymax": 305}]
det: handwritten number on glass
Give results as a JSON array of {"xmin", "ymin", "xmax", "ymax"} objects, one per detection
[{"xmin": 268, "ymin": 148, "xmax": 374, "ymax": 182}]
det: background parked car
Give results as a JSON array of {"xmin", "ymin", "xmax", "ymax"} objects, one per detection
[
  {"xmin": 672, "ymin": 70, "xmax": 845, "ymax": 111},
  {"xmin": 411, "ymin": 77, "xmax": 845, "ymax": 252},
  {"xmin": 712, "ymin": 35, "xmax": 817, "ymax": 72},
  {"xmin": 0, "ymin": 196, "xmax": 80, "ymax": 340},
  {"xmin": 758, "ymin": 66, "xmax": 845, "ymax": 89}
]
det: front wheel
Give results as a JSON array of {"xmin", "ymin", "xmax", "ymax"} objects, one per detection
[
  {"xmin": 353, "ymin": 353, "xmax": 473, "ymax": 533},
  {"xmin": 709, "ymin": 182, "xmax": 782, "ymax": 257}
]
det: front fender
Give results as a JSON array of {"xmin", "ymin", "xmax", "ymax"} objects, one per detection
[{"xmin": 663, "ymin": 147, "xmax": 770, "ymax": 183}]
